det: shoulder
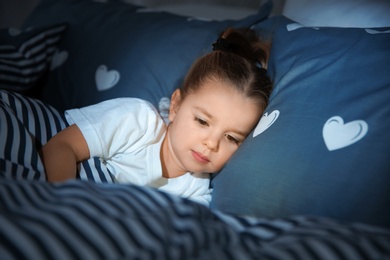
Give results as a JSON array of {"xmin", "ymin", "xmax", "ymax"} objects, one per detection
[
  {"xmin": 65, "ymin": 97, "xmax": 163, "ymax": 131},
  {"xmin": 103, "ymin": 97, "xmax": 156, "ymax": 111},
  {"xmin": 66, "ymin": 97, "xmax": 156, "ymax": 114},
  {"xmin": 87, "ymin": 98, "xmax": 160, "ymax": 119}
]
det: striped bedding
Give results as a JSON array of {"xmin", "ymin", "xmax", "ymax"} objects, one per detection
[
  {"xmin": 1, "ymin": 179, "xmax": 389, "ymax": 259},
  {"xmin": 0, "ymin": 90, "xmax": 113, "ymax": 182},
  {"xmin": 1, "ymin": 90, "xmax": 390, "ymax": 259}
]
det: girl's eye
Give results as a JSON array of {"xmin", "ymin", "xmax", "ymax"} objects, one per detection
[
  {"xmin": 226, "ymin": 134, "xmax": 240, "ymax": 144},
  {"xmin": 195, "ymin": 117, "xmax": 209, "ymax": 126}
]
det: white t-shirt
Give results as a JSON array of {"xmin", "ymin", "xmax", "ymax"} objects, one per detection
[{"xmin": 65, "ymin": 98, "xmax": 211, "ymax": 205}]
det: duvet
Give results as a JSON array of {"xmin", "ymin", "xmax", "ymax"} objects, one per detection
[{"xmin": 1, "ymin": 90, "xmax": 389, "ymax": 259}]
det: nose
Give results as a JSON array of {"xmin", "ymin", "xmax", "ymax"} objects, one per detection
[{"xmin": 204, "ymin": 132, "xmax": 219, "ymax": 152}]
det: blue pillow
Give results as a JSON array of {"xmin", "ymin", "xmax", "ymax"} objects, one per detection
[
  {"xmin": 22, "ymin": 0, "xmax": 272, "ymax": 112},
  {"xmin": 211, "ymin": 16, "xmax": 390, "ymax": 228}
]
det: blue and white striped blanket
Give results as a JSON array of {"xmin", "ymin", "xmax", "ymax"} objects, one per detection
[
  {"xmin": 1, "ymin": 90, "xmax": 389, "ymax": 259},
  {"xmin": 1, "ymin": 179, "xmax": 390, "ymax": 260},
  {"xmin": 0, "ymin": 90, "xmax": 113, "ymax": 182}
]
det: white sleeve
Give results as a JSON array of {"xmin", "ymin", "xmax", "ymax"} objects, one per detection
[{"xmin": 65, "ymin": 98, "xmax": 164, "ymax": 159}]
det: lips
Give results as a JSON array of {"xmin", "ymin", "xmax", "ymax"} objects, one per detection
[{"xmin": 191, "ymin": 150, "xmax": 210, "ymax": 164}]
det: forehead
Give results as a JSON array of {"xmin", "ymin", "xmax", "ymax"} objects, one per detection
[
  {"xmin": 183, "ymin": 79, "xmax": 261, "ymax": 133},
  {"xmin": 187, "ymin": 78, "xmax": 256, "ymax": 108}
]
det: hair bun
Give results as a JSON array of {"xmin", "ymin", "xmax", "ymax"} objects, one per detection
[
  {"xmin": 212, "ymin": 38, "xmax": 238, "ymax": 53},
  {"xmin": 214, "ymin": 28, "xmax": 271, "ymax": 69}
]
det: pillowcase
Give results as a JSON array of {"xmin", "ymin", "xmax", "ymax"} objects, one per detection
[
  {"xmin": 0, "ymin": 23, "xmax": 67, "ymax": 92},
  {"xmin": 211, "ymin": 16, "xmax": 390, "ymax": 228},
  {"xmin": 22, "ymin": 0, "xmax": 272, "ymax": 112},
  {"xmin": 282, "ymin": 0, "xmax": 390, "ymax": 28}
]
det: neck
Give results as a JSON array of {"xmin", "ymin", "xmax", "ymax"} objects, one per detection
[{"xmin": 160, "ymin": 131, "xmax": 186, "ymax": 178}]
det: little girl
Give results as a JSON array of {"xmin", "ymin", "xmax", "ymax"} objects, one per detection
[{"xmin": 40, "ymin": 27, "xmax": 272, "ymax": 205}]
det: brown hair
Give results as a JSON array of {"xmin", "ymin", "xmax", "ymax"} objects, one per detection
[{"xmin": 180, "ymin": 27, "xmax": 272, "ymax": 112}]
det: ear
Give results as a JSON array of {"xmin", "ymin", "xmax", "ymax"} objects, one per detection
[{"xmin": 168, "ymin": 89, "xmax": 182, "ymax": 122}]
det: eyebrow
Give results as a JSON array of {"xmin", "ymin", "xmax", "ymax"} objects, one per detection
[
  {"xmin": 193, "ymin": 106, "xmax": 248, "ymax": 137},
  {"xmin": 194, "ymin": 106, "xmax": 213, "ymax": 119}
]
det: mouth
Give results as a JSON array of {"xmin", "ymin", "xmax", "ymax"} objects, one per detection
[{"xmin": 191, "ymin": 150, "xmax": 210, "ymax": 164}]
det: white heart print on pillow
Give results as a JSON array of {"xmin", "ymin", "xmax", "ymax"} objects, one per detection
[
  {"xmin": 50, "ymin": 50, "xmax": 68, "ymax": 70},
  {"xmin": 95, "ymin": 65, "xmax": 120, "ymax": 91},
  {"xmin": 253, "ymin": 110, "xmax": 280, "ymax": 137},
  {"xmin": 323, "ymin": 116, "xmax": 368, "ymax": 151},
  {"xmin": 8, "ymin": 27, "xmax": 21, "ymax": 36}
]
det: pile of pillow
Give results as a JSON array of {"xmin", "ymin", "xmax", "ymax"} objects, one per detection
[
  {"xmin": 4, "ymin": 0, "xmax": 271, "ymax": 112},
  {"xmin": 212, "ymin": 16, "xmax": 390, "ymax": 228}
]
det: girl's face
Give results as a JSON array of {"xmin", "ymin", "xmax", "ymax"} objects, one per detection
[{"xmin": 162, "ymin": 78, "xmax": 262, "ymax": 177}]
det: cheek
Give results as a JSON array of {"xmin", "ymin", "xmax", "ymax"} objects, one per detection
[
  {"xmin": 169, "ymin": 118, "xmax": 194, "ymax": 143},
  {"xmin": 219, "ymin": 143, "xmax": 239, "ymax": 161}
]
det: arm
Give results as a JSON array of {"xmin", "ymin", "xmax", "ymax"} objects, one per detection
[{"xmin": 40, "ymin": 124, "xmax": 90, "ymax": 182}]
